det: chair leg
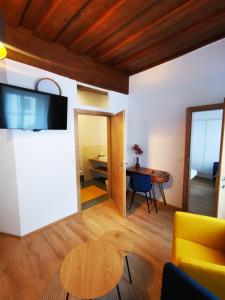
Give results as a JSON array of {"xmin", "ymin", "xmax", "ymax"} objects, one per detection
[
  {"xmin": 126, "ymin": 180, "xmax": 131, "ymax": 196},
  {"xmin": 154, "ymin": 198, "xmax": 158, "ymax": 213},
  {"xmin": 125, "ymin": 255, "xmax": 132, "ymax": 284},
  {"xmin": 116, "ymin": 284, "xmax": 122, "ymax": 300},
  {"xmin": 145, "ymin": 192, "xmax": 150, "ymax": 214},
  {"xmin": 129, "ymin": 191, "xmax": 136, "ymax": 210},
  {"xmin": 66, "ymin": 292, "xmax": 69, "ymax": 300},
  {"xmin": 149, "ymin": 190, "xmax": 152, "ymax": 204}
]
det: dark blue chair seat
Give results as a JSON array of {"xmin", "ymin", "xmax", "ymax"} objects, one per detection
[
  {"xmin": 129, "ymin": 173, "xmax": 157, "ymax": 213},
  {"xmin": 213, "ymin": 162, "xmax": 219, "ymax": 186},
  {"xmin": 161, "ymin": 263, "xmax": 219, "ymax": 300},
  {"xmin": 213, "ymin": 162, "xmax": 219, "ymax": 177}
]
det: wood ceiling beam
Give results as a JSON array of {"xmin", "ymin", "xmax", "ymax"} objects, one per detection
[
  {"xmin": 56, "ymin": 0, "xmax": 117, "ymax": 47},
  {"xmin": 34, "ymin": 0, "xmax": 88, "ymax": 42},
  {"xmin": 22, "ymin": 0, "xmax": 57, "ymax": 31},
  {"xmin": 68, "ymin": 0, "xmax": 154, "ymax": 55},
  {"xmin": 0, "ymin": 0, "xmax": 30, "ymax": 26},
  {"xmin": 119, "ymin": 11, "xmax": 225, "ymax": 75},
  {"xmin": 88, "ymin": 0, "xmax": 186, "ymax": 60},
  {"xmin": 99, "ymin": 0, "xmax": 225, "ymax": 66},
  {"xmin": 4, "ymin": 25, "xmax": 129, "ymax": 94},
  {"xmin": 68, "ymin": 0, "xmax": 124, "ymax": 53}
]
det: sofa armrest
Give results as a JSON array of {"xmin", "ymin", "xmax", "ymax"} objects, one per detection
[
  {"xmin": 174, "ymin": 212, "xmax": 225, "ymax": 251},
  {"xmin": 179, "ymin": 258, "xmax": 225, "ymax": 299}
]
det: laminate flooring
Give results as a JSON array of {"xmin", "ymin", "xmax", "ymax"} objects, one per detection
[
  {"xmin": 0, "ymin": 195, "xmax": 175, "ymax": 300},
  {"xmin": 188, "ymin": 176, "xmax": 216, "ymax": 217}
]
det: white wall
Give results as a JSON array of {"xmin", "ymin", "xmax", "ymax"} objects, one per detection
[
  {"xmin": 0, "ymin": 128, "xmax": 21, "ymax": 235},
  {"xmin": 0, "ymin": 59, "xmax": 77, "ymax": 235},
  {"xmin": 128, "ymin": 38, "xmax": 225, "ymax": 208},
  {"xmin": 0, "ymin": 60, "xmax": 21, "ymax": 235},
  {"xmin": 0, "ymin": 60, "xmax": 21, "ymax": 234},
  {"xmin": 78, "ymin": 115, "xmax": 107, "ymax": 147},
  {"xmin": 0, "ymin": 59, "xmax": 128, "ymax": 235}
]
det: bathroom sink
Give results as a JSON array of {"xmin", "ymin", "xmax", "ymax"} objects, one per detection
[{"xmin": 98, "ymin": 156, "xmax": 107, "ymax": 162}]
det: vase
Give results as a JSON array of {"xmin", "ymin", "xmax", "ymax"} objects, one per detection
[{"xmin": 135, "ymin": 157, "xmax": 140, "ymax": 168}]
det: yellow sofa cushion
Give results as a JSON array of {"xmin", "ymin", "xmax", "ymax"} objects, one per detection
[
  {"xmin": 179, "ymin": 258, "xmax": 225, "ymax": 300},
  {"xmin": 174, "ymin": 212, "xmax": 225, "ymax": 251},
  {"xmin": 174, "ymin": 238, "xmax": 225, "ymax": 265},
  {"xmin": 173, "ymin": 212, "xmax": 225, "ymax": 299}
]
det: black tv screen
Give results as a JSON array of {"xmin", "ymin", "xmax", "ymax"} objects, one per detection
[{"xmin": 0, "ymin": 83, "xmax": 68, "ymax": 130}]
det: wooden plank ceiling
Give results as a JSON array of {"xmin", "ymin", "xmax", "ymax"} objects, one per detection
[{"xmin": 1, "ymin": 0, "xmax": 225, "ymax": 94}]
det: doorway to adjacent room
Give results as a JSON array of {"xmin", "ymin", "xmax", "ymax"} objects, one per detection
[
  {"xmin": 77, "ymin": 114, "xmax": 109, "ymax": 210},
  {"xmin": 74, "ymin": 86, "xmax": 126, "ymax": 217},
  {"xmin": 183, "ymin": 103, "xmax": 224, "ymax": 217}
]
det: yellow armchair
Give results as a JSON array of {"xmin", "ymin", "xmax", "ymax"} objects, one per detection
[{"xmin": 173, "ymin": 211, "xmax": 225, "ymax": 299}]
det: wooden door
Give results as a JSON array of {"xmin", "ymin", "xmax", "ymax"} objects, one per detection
[
  {"xmin": 217, "ymin": 101, "xmax": 225, "ymax": 218},
  {"xmin": 110, "ymin": 110, "xmax": 126, "ymax": 218}
]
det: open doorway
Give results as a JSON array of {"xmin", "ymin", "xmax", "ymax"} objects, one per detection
[
  {"xmin": 78, "ymin": 114, "xmax": 109, "ymax": 210},
  {"xmin": 74, "ymin": 108, "xmax": 126, "ymax": 217},
  {"xmin": 183, "ymin": 103, "xmax": 224, "ymax": 217},
  {"xmin": 74, "ymin": 87, "xmax": 126, "ymax": 217}
]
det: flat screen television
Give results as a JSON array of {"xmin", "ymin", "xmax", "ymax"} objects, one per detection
[{"xmin": 0, "ymin": 83, "xmax": 68, "ymax": 130}]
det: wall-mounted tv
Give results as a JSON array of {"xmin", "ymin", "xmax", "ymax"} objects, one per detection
[{"xmin": 0, "ymin": 83, "xmax": 68, "ymax": 130}]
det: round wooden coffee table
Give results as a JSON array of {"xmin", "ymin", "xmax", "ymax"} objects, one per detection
[
  {"xmin": 61, "ymin": 239, "xmax": 124, "ymax": 299},
  {"xmin": 100, "ymin": 230, "xmax": 134, "ymax": 285}
]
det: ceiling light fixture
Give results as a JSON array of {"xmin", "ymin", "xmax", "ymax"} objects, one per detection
[
  {"xmin": 0, "ymin": 41, "xmax": 7, "ymax": 59},
  {"xmin": 0, "ymin": 13, "xmax": 7, "ymax": 60}
]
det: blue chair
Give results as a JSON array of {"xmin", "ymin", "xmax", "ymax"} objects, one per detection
[
  {"xmin": 129, "ymin": 173, "xmax": 157, "ymax": 213},
  {"xmin": 213, "ymin": 162, "xmax": 219, "ymax": 186},
  {"xmin": 161, "ymin": 263, "xmax": 219, "ymax": 300}
]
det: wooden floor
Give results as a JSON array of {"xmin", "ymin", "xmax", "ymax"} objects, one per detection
[
  {"xmin": 188, "ymin": 177, "xmax": 217, "ymax": 217},
  {"xmin": 0, "ymin": 196, "xmax": 175, "ymax": 300},
  {"xmin": 80, "ymin": 185, "xmax": 107, "ymax": 204}
]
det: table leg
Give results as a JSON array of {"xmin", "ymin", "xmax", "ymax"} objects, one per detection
[
  {"xmin": 66, "ymin": 292, "xmax": 69, "ymax": 300},
  {"xmin": 125, "ymin": 255, "xmax": 132, "ymax": 284},
  {"xmin": 153, "ymin": 198, "xmax": 158, "ymax": 213},
  {"xmin": 116, "ymin": 284, "xmax": 122, "ymax": 300},
  {"xmin": 157, "ymin": 183, "xmax": 166, "ymax": 206},
  {"xmin": 152, "ymin": 184, "xmax": 158, "ymax": 213}
]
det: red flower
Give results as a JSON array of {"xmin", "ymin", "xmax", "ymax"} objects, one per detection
[{"xmin": 132, "ymin": 144, "xmax": 143, "ymax": 156}]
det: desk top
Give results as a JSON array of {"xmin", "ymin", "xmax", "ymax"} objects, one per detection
[
  {"xmin": 61, "ymin": 239, "xmax": 124, "ymax": 299},
  {"xmin": 127, "ymin": 167, "xmax": 170, "ymax": 183}
]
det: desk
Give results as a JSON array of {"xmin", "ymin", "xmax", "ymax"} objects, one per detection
[
  {"xmin": 61, "ymin": 239, "xmax": 124, "ymax": 299},
  {"xmin": 126, "ymin": 167, "xmax": 170, "ymax": 205}
]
